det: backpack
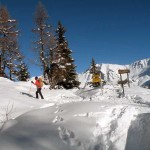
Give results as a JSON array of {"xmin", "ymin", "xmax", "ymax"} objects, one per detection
[{"xmin": 38, "ymin": 77, "xmax": 44, "ymax": 87}]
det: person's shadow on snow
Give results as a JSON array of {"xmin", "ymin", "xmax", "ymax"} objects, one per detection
[
  {"xmin": 125, "ymin": 113, "xmax": 150, "ymax": 150},
  {"xmin": 21, "ymin": 92, "xmax": 34, "ymax": 98}
]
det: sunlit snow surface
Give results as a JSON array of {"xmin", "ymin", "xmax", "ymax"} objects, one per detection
[{"xmin": 0, "ymin": 60, "xmax": 150, "ymax": 150}]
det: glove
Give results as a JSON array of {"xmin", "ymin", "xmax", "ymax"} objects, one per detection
[{"xmin": 31, "ymin": 81, "xmax": 34, "ymax": 83}]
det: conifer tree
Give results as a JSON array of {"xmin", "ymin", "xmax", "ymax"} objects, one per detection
[
  {"xmin": 106, "ymin": 65, "xmax": 110, "ymax": 82},
  {"xmin": 0, "ymin": 5, "xmax": 24, "ymax": 80},
  {"xmin": 50, "ymin": 21, "xmax": 79, "ymax": 89},
  {"xmin": 32, "ymin": 1, "xmax": 55, "ymax": 77},
  {"xmin": 17, "ymin": 62, "xmax": 30, "ymax": 81},
  {"xmin": 90, "ymin": 58, "xmax": 97, "ymax": 74},
  {"xmin": 90, "ymin": 58, "xmax": 101, "ymax": 87}
]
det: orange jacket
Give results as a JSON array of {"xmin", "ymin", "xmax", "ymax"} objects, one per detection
[{"xmin": 33, "ymin": 79, "xmax": 41, "ymax": 88}]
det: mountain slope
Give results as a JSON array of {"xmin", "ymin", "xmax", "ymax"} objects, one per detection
[
  {"xmin": 78, "ymin": 58, "xmax": 150, "ymax": 88},
  {"xmin": 129, "ymin": 58, "xmax": 150, "ymax": 86}
]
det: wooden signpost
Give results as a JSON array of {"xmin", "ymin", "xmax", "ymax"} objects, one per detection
[
  {"xmin": 118, "ymin": 69, "xmax": 130, "ymax": 74},
  {"xmin": 118, "ymin": 69, "xmax": 130, "ymax": 96}
]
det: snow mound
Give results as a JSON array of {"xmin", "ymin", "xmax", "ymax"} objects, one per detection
[
  {"xmin": 125, "ymin": 113, "xmax": 150, "ymax": 150},
  {"xmin": 0, "ymin": 119, "xmax": 18, "ymax": 133}
]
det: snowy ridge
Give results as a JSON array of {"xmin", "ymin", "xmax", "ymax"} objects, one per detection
[
  {"xmin": 129, "ymin": 58, "xmax": 150, "ymax": 86},
  {"xmin": 78, "ymin": 58, "xmax": 150, "ymax": 88}
]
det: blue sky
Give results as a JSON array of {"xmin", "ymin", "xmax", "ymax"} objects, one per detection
[{"xmin": 0, "ymin": 0, "xmax": 150, "ymax": 77}]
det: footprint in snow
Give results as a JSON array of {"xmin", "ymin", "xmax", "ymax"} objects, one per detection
[
  {"xmin": 52, "ymin": 115, "xmax": 64, "ymax": 123},
  {"xmin": 54, "ymin": 109, "xmax": 63, "ymax": 114},
  {"xmin": 56, "ymin": 105, "xmax": 62, "ymax": 109},
  {"xmin": 58, "ymin": 126, "xmax": 81, "ymax": 146}
]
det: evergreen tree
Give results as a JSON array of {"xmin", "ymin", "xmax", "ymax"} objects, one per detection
[
  {"xmin": 50, "ymin": 21, "xmax": 79, "ymax": 89},
  {"xmin": 90, "ymin": 58, "xmax": 101, "ymax": 87},
  {"xmin": 106, "ymin": 65, "xmax": 110, "ymax": 82},
  {"xmin": 17, "ymin": 62, "xmax": 30, "ymax": 81},
  {"xmin": 90, "ymin": 58, "xmax": 97, "ymax": 74},
  {"xmin": 0, "ymin": 5, "xmax": 23, "ymax": 80},
  {"xmin": 32, "ymin": 1, "xmax": 55, "ymax": 77}
]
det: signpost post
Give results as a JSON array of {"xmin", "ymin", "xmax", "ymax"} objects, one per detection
[{"xmin": 118, "ymin": 69, "xmax": 130, "ymax": 96}]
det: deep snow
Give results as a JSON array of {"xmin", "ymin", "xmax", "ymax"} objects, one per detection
[{"xmin": 0, "ymin": 74, "xmax": 150, "ymax": 150}]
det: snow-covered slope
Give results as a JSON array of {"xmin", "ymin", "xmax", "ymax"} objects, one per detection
[
  {"xmin": 0, "ymin": 77, "xmax": 150, "ymax": 150},
  {"xmin": 129, "ymin": 58, "xmax": 150, "ymax": 86},
  {"xmin": 78, "ymin": 58, "xmax": 150, "ymax": 88}
]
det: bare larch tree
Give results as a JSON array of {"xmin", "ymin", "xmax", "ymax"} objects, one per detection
[
  {"xmin": 0, "ymin": 5, "xmax": 24, "ymax": 80},
  {"xmin": 32, "ymin": 1, "xmax": 55, "ymax": 78}
]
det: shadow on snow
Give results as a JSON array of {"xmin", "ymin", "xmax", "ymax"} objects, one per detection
[{"xmin": 125, "ymin": 113, "xmax": 150, "ymax": 150}]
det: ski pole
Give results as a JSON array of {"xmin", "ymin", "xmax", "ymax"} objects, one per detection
[
  {"xmin": 100, "ymin": 82, "xmax": 103, "ymax": 95},
  {"xmin": 29, "ymin": 83, "xmax": 32, "ymax": 94}
]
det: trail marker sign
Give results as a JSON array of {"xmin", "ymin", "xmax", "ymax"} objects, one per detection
[
  {"xmin": 118, "ymin": 69, "xmax": 130, "ymax": 96},
  {"xmin": 118, "ymin": 69, "xmax": 130, "ymax": 74}
]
